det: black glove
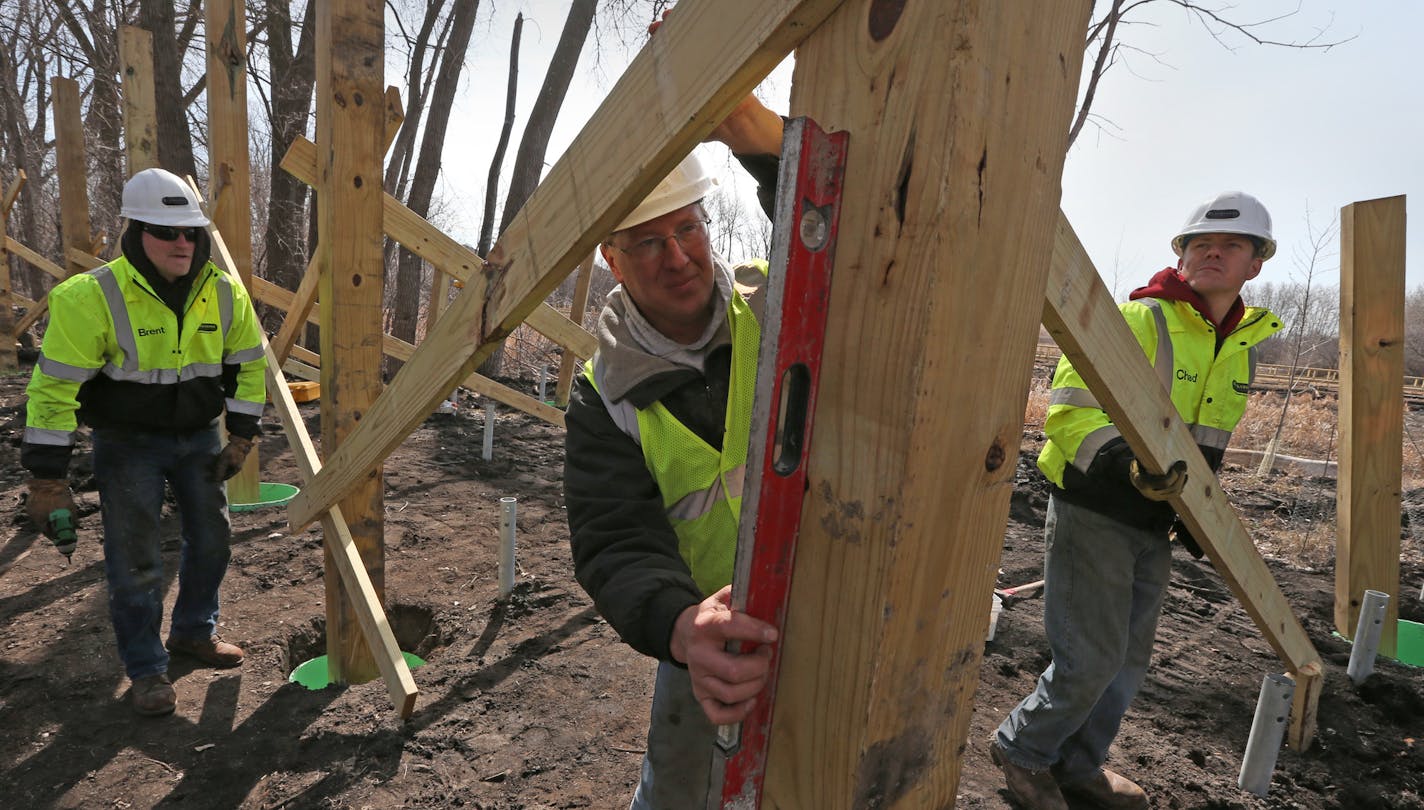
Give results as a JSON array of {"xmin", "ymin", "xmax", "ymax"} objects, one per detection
[
  {"xmin": 1171, "ymin": 518, "xmax": 1205, "ymax": 559},
  {"xmin": 210, "ymin": 435, "xmax": 255, "ymax": 481}
]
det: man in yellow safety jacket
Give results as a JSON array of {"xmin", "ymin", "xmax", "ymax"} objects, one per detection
[
  {"xmin": 990, "ymin": 192, "xmax": 1284, "ymax": 810},
  {"xmin": 21, "ymin": 168, "xmax": 267, "ymax": 717},
  {"xmin": 564, "ymin": 94, "xmax": 787, "ymax": 806}
]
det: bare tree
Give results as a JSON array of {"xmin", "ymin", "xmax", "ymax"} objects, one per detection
[
  {"xmin": 1258, "ymin": 209, "xmax": 1338, "ymax": 475},
  {"xmin": 477, "ymin": 12, "xmax": 523, "ymax": 257},
  {"xmin": 1071, "ymin": 0, "xmax": 1351, "ymax": 147}
]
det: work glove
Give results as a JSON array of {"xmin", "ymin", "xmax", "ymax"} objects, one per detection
[
  {"xmin": 210, "ymin": 435, "xmax": 255, "ymax": 482},
  {"xmin": 1129, "ymin": 458, "xmax": 1188, "ymax": 501},
  {"xmin": 26, "ymin": 478, "xmax": 78, "ymax": 552},
  {"xmin": 1171, "ymin": 518, "xmax": 1206, "ymax": 559}
]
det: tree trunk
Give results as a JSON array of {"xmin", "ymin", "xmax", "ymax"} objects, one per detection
[
  {"xmin": 477, "ymin": 13, "xmax": 523, "ymax": 257},
  {"xmin": 481, "ymin": 0, "xmax": 596, "ymax": 378},
  {"xmin": 258, "ymin": 0, "xmax": 317, "ymax": 330},
  {"xmin": 140, "ymin": 0, "xmax": 198, "ymax": 179}
]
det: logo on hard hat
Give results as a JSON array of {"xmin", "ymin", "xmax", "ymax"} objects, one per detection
[
  {"xmin": 162, "ymin": 196, "xmax": 190, "ymax": 206},
  {"xmin": 1204, "ymin": 208, "xmax": 1240, "ymax": 220}
]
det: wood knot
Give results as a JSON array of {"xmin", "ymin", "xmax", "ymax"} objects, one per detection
[
  {"xmin": 985, "ymin": 439, "xmax": 1006, "ymax": 472},
  {"xmin": 867, "ymin": 0, "xmax": 907, "ymax": 42}
]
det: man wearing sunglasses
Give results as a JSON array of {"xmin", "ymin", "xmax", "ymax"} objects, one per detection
[{"xmin": 21, "ymin": 167, "xmax": 267, "ymax": 717}]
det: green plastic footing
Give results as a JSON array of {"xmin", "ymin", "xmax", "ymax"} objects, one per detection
[
  {"xmin": 231, "ymin": 482, "xmax": 300, "ymax": 513},
  {"xmin": 289, "ymin": 652, "xmax": 426, "ymax": 690},
  {"xmin": 1397, "ymin": 620, "xmax": 1424, "ymax": 667}
]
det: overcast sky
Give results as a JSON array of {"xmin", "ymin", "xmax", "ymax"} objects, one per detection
[{"xmin": 431, "ymin": 1, "xmax": 1420, "ymax": 297}]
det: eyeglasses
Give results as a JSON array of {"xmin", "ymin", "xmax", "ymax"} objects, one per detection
[
  {"xmin": 143, "ymin": 224, "xmax": 201, "ymax": 242},
  {"xmin": 612, "ymin": 218, "xmax": 711, "ymax": 265}
]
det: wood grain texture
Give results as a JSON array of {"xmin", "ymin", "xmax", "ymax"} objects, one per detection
[
  {"xmin": 764, "ymin": 3, "xmax": 1090, "ymax": 805},
  {"xmin": 52, "ymin": 77, "xmax": 92, "ymax": 278},
  {"xmin": 1336, "ymin": 196, "xmax": 1406, "ymax": 657},
  {"xmin": 286, "ymin": 0, "xmax": 847, "ymax": 531},
  {"xmin": 555, "ymin": 253, "xmax": 596, "ymax": 407},
  {"xmin": 316, "ymin": 0, "xmax": 387, "ymax": 685},
  {"xmin": 119, "ymin": 26, "xmax": 159, "ymax": 175}
]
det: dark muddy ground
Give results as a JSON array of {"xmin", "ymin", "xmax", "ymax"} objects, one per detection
[{"xmin": 1, "ymin": 367, "xmax": 1421, "ymax": 809}]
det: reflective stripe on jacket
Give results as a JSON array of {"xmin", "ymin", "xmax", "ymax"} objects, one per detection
[
  {"xmin": 24, "ymin": 254, "xmax": 266, "ymax": 449},
  {"xmin": 584, "ymin": 287, "xmax": 761, "ymax": 596},
  {"xmin": 1037, "ymin": 297, "xmax": 1282, "ymax": 488}
]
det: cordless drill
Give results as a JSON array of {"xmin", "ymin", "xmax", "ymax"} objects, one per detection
[{"xmin": 48, "ymin": 509, "xmax": 77, "ymax": 562}]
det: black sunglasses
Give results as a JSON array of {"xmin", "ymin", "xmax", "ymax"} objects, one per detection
[{"xmin": 143, "ymin": 223, "xmax": 202, "ymax": 242}]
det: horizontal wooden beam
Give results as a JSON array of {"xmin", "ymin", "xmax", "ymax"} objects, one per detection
[
  {"xmin": 280, "ymin": 136, "xmax": 596, "ymax": 359},
  {"xmin": 1042, "ymin": 211, "xmax": 1321, "ymax": 748},
  {"xmin": 250, "ymin": 275, "xmax": 562, "ymax": 426},
  {"xmin": 287, "ymin": 0, "xmax": 845, "ymax": 531}
]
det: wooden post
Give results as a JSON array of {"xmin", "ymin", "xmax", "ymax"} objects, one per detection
[
  {"xmin": 0, "ymin": 173, "xmax": 25, "ymax": 370},
  {"xmin": 759, "ymin": 4, "xmax": 1089, "ymax": 804},
  {"xmin": 1337, "ymin": 195, "xmax": 1406, "ymax": 658},
  {"xmin": 554, "ymin": 252, "xmax": 595, "ymax": 407},
  {"xmin": 316, "ymin": 0, "xmax": 387, "ymax": 684},
  {"xmin": 207, "ymin": 0, "xmax": 262, "ymax": 505},
  {"xmin": 52, "ymin": 77, "xmax": 92, "ymax": 279},
  {"xmin": 119, "ymin": 26, "xmax": 159, "ymax": 175},
  {"xmin": 286, "ymin": 0, "xmax": 847, "ymax": 531}
]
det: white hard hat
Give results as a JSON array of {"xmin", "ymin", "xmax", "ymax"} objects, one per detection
[
  {"xmin": 614, "ymin": 151, "xmax": 718, "ymax": 231},
  {"xmin": 1171, "ymin": 191, "xmax": 1275, "ymax": 260},
  {"xmin": 120, "ymin": 168, "xmax": 210, "ymax": 227}
]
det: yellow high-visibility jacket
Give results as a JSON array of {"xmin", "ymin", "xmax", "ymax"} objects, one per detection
[{"xmin": 23, "ymin": 254, "xmax": 266, "ymax": 477}]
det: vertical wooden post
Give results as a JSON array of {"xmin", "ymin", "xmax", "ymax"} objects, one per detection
[
  {"xmin": 52, "ymin": 77, "xmax": 92, "ymax": 279},
  {"xmin": 1337, "ymin": 195, "xmax": 1406, "ymax": 658},
  {"xmin": 766, "ymin": 2, "xmax": 1089, "ymax": 805},
  {"xmin": 0, "ymin": 173, "xmax": 25, "ymax": 370},
  {"xmin": 206, "ymin": 0, "xmax": 262, "ymax": 504},
  {"xmin": 119, "ymin": 26, "xmax": 159, "ymax": 175},
  {"xmin": 316, "ymin": 0, "xmax": 387, "ymax": 684},
  {"xmin": 554, "ymin": 252, "xmax": 595, "ymax": 407}
]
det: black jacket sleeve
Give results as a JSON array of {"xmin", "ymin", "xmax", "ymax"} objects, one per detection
[{"xmin": 564, "ymin": 374, "xmax": 702, "ymax": 661}]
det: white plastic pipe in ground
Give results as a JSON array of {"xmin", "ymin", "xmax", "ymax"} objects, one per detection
[
  {"xmin": 499, "ymin": 496, "xmax": 517, "ymax": 598},
  {"xmin": 1347, "ymin": 589, "xmax": 1391, "ymax": 685},
  {"xmin": 1238, "ymin": 672, "xmax": 1295, "ymax": 797},
  {"xmin": 538, "ymin": 365, "xmax": 548, "ymax": 401},
  {"xmin": 482, "ymin": 402, "xmax": 495, "ymax": 461}
]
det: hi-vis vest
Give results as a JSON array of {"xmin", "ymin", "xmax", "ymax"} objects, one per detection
[
  {"xmin": 1038, "ymin": 297, "xmax": 1282, "ymax": 486},
  {"xmin": 24, "ymin": 254, "xmax": 266, "ymax": 448},
  {"xmin": 584, "ymin": 287, "xmax": 761, "ymax": 597}
]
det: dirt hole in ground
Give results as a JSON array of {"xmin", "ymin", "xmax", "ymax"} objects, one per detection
[{"xmin": 276, "ymin": 603, "xmax": 447, "ymax": 676}]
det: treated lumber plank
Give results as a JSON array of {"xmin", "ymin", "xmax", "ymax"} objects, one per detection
[
  {"xmin": 287, "ymin": 0, "xmax": 847, "ymax": 530},
  {"xmin": 252, "ymin": 275, "xmax": 564, "ymax": 427},
  {"xmin": 52, "ymin": 77, "xmax": 92, "ymax": 278},
  {"xmin": 119, "ymin": 26, "xmax": 159, "ymax": 174},
  {"xmin": 1336, "ymin": 196, "xmax": 1406, "ymax": 657},
  {"xmin": 5, "ymin": 237, "xmax": 65, "ymax": 280},
  {"xmin": 280, "ymin": 136, "xmax": 596, "ymax": 359},
  {"xmin": 316, "ymin": 0, "xmax": 387, "ymax": 685},
  {"xmin": 270, "ymin": 254, "xmax": 322, "ymax": 365},
  {"xmin": 0, "ymin": 173, "xmax": 22, "ymax": 369},
  {"xmin": 1041, "ymin": 212, "xmax": 1322, "ymax": 748},
  {"xmin": 555, "ymin": 252, "xmax": 596, "ymax": 407},
  {"xmin": 207, "ymin": 0, "xmax": 261, "ymax": 504},
  {"xmin": 198, "ymin": 188, "xmax": 417, "ymax": 717},
  {"xmin": 761, "ymin": 4, "xmax": 1091, "ymax": 805}
]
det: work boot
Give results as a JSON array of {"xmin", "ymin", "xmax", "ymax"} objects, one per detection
[
  {"xmin": 131, "ymin": 673, "xmax": 176, "ymax": 717},
  {"xmin": 166, "ymin": 634, "xmax": 245, "ymax": 668},
  {"xmin": 989, "ymin": 740, "xmax": 1069, "ymax": 810},
  {"xmin": 1058, "ymin": 767, "xmax": 1150, "ymax": 810}
]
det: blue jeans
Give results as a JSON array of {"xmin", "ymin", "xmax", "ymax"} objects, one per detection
[
  {"xmin": 995, "ymin": 495, "xmax": 1171, "ymax": 784},
  {"xmin": 93, "ymin": 426, "xmax": 232, "ymax": 680},
  {"xmin": 630, "ymin": 661, "xmax": 715, "ymax": 809}
]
